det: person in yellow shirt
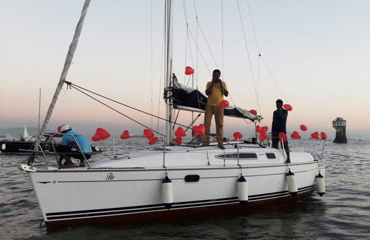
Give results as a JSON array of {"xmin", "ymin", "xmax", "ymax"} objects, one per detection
[{"xmin": 204, "ymin": 69, "xmax": 228, "ymax": 149}]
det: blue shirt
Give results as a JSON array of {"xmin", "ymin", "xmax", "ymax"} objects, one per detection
[{"xmin": 62, "ymin": 130, "xmax": 92, "ymax": 153}]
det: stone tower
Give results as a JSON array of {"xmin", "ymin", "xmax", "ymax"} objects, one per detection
[{"xmin": 333, "ymin": 117, "xmax": 347, "ymax": 144}]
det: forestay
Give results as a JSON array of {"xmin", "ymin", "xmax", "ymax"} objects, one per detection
[{"xmin": 171, "ymin": 75, "xmax": 261, "ymax": 121}]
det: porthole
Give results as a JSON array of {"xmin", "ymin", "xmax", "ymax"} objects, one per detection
[
  {"xmin": 184, "ymin": 175, "xmax": 200, "ymax": 182},
  {"xmin": 266, "ymin": 153, "xmax": 276, "ymax": 159}
]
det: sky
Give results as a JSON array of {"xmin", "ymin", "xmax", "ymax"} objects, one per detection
[{"xmin": 0, "ymin": 0, "xmax": 369, "ymax": 140}]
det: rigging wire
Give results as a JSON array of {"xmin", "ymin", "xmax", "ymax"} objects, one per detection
[
  {"xmin": 182, "ymin": 0, "xmax": 194, "ymax": 86},
  {"xmin": 192, "ymin": 0, "xmax": 199, "ymax": 87},
  {"xmin": 69, "ymin": 85, "xmax": 166, "ymax": 137},
  {"xmin": 182, "ymin": 0, "xmax": 188, "ymax": 85},
  {"xmin": 197, "ymin": 23, "xmax": 220, "ymax": 69},
  {"xmin": 186, "ymin": 1, "xmax": 241, "ymax": 112},
  {"xmin": 236, "ymin": 0, "xmax": 262, "ymax": 115},
  {"xmin": 246, "ymin": 0, "xmax": 260, "ymax": 53},
  {"xmin": 246, "ymin": 0, "xmax": 262, "ymax": 116},
  {"xmin": 222, "ymin": 0, "xmax": 224, "ymax": 79},
  {"xmin": 182, "ymin": 1, "xmax": 251, "ymax": 123},
  {"xmin": 65, "ymin": 81, "xmax": 190, "ymax": 128},
  {"xmin": 192, "ymin": 0, "xmax": 220, "ymax": 70},
  {"xmin": 245, "ymin": 0, "xmax": 301, "ymax": 124},
  {"xmin": 260, "ymin": 56, "xmax": 301, "ymax": 124},
  {"xmin": 151, "ymin": 0, "xmax": 154, "ymax": 128},
  {"xmin": 157, "ymin": 3, "xmax": 166, "ymax": 133},
  {"xmin": 187, "ymin": 28, "xmax": 212, "ymax": 75},
  {"xmin": 220, "ymin": 0, "xmax": 237, "ymax": 109},
  {"xmin": 257, "ymin": 54, "xmax": 261, "ymax": 96}
]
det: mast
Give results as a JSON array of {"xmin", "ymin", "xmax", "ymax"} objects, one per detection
[
  {"xmin": 31, "ymin": 0, "xmax": 91, "ymax": 154},
  {"xmin": 38, "ymin": 88, "xmax": 41, "ymax": 134},
  {"xmin": 165, "ymin": 0, "xmax": 174, "ymax": 145}
]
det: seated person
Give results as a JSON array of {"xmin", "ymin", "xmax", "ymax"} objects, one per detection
[{"xmin": 56, "ymin": 124, "xmax": 92, "ymax": 168}]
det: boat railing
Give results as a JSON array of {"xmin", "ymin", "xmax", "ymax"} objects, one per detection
[
  {"xmin": 27, "ymin": 133, "xmax": 91, "ymax": 169},
  {"xmin": 314, "ymin": 139, "xmax": 327, "ymax": 161}
]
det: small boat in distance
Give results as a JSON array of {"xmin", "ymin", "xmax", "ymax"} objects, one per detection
[
  {"xmin": 358, "ymin": 134, "xmax": 362, "ymax": 142},
  {"xmin": 1, "ymin": 125, "xmax": 101, "ymax": 155}
]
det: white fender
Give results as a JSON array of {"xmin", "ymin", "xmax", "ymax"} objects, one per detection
[
  {"xmin": 237, "ymin": 175, "xmax": 248, "ymax": 205},
  {"xmin": 286, "ymin": 170, "xmax": 297, "ymax": 196},
  {"xmin": 1, "ymin": 143, "xmax": 6, "ymax": 151},
  {"xmin": 162, "ymin": 176, "xmax": 173, "ymax": 209},
  {"xmin": 316, "ymin": 172, "xmax": 325, "ymax": 197}
]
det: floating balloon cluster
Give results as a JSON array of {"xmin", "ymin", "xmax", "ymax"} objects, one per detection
[
  {"xmin": 143, "ymin": 129, "xmax": 158, "ymax": 145},
  {"xmin": 248, "ymin": 103, "xmax": 328, "ymax": 142},
  {"xmin": 175, "ymin": 127, "xmax": 186, "ymax": 145},
  {"xmin": 219, "ymin": 100, "xmax": 229, "ymax": 108},
  {"xmin": 256, "ymin": 125, "xmax": 269, "ymax": 141},
  {"xmin": 55, "ymin": 99, "xmax": 327, "ymax": 147},
  {"xmin": 193, "ymin": 124, "xmax": 205, "ymax": 137}
]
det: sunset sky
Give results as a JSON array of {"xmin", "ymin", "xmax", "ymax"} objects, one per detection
[{"xmin": 1, "ymin": 0, "xmax": 369, "ymax": 139}]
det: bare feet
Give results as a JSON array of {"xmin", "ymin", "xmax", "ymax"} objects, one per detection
[
  {"xmin": 285, "ymin": 159, "xmax": 291, "ymax": 164},
  {"xmin": 78, "ymin": 160, "xmax": 86, "ymax": 167},
  {"xmin": 218, "ymin": 145, "xmax": 225, "ymax": 150},
  {"xmin": 61, "ymin": 163, "xmax": 75, "ymax": 168}
]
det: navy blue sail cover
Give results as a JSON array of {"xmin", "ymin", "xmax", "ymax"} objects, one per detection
[{"xmin": 170, "ymin": 74, "xmax": 261, "ymax": 122}]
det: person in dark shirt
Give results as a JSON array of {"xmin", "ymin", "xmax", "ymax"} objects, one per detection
[{"xmin": 272, "ymin": 99, "xmax": 290, "ymax": 163}]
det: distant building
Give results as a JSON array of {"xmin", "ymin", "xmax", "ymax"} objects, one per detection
[{"xmin": 332, "ymin": 117, "xmax": 347, "ymax": 144}]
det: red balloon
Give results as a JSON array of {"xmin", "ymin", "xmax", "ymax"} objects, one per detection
[
  {"xmin": 300, "ymin": 124, "xmax": 308, "ymax": 131},
  {"xmin": 149, "ymin": 137, "xmax": 158, "ymax": 145},
  {"xmin": 144, "ymin": 129, "xmax": 155, "ymax": 140},
  {"xmin": 92, "ymin": 135, "xmax": 101, "ymax": 142},
  {"xmin": 259, "ymin": 131, "xmax": 267, "ymax": 141},
  {"xmin": 250, "ymin": 109, "xmax": 257, "ymax": 115},
  {"xmin": 175, "ymin": 136, "xmax": 182, "ymax": 145},
  {"xmin": 291, "ymin": 131, "xmax": 301, "ymax": 139},
  {"xmin": 279, "ymin": 132, "xmax": 288, "ymax": 142},
  {"xmin": 120, "ymin": 130, "xmax": 130, "ymax": 139},
  {"xmin": 261, "ymin": 126, "xmax": 269, "ymax": 132},
  {"xmin": 256, "ymin": 125, "xmax": 261, "ymax": 133},
  {"xmin": 219, "ymin": 100, "xmax": 229, "ymax": 108},
  {"xmin": 175, "ymin": 127, "xmax": 186, "ymax": 137},
  {"xmin": 233, "ymin": 132, "xmax": 243, "ymax": 139},
  {"xmin": 193, "ymin": 124, "xmax": 205, "ymax": 137},
  {"xmin": 284, "ymin": 104, "xmax": 293, "ymax": 111},
  {"xmin": 311, "ymin": 132, "xmax": 319, "ymax": 140},
  {"xmin": 185, "ymin": 66, "xmax": 194, "ymax": 75},
  {"xmin": 92, "ymin": 128, "xmax": 110, "ymax": 141},
  {"xmin": 320, "ymin": 132, "xmax": 328, "ymax": 140}
]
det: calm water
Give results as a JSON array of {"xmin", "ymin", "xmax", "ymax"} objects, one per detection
[{"xmin": 1, "ymin": 139, "xmax": 369, "ymax": 240}]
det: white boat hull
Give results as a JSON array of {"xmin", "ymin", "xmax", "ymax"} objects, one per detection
[{"xmin": 23, "ymin": 146, "xmax": 325, "ymax": 230}]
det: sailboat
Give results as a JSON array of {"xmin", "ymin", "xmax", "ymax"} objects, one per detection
[
  {"xmin": 0, "ymin": 125, "xmax": 36, "ymax": 154},
  {"xmin": 19, "ymin": 0, "xmax": 326, "ymax": 230}
]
